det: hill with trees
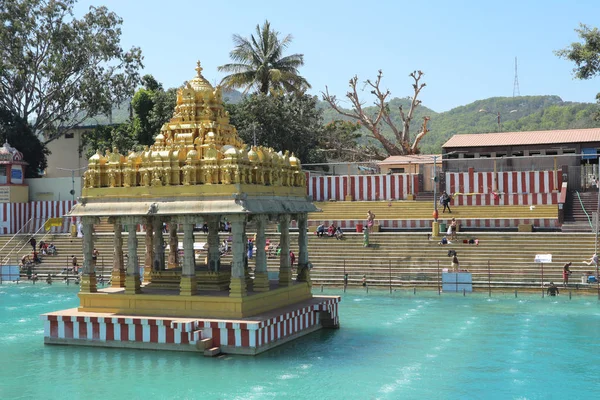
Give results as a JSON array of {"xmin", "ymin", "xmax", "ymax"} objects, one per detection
[{"xmin": 320, "ymin": 95, "xmax": 600, "ymax": 155}]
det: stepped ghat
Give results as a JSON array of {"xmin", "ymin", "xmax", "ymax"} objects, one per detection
[{"xmin": 42, "ymin": 62, "xmax": 340, "ymax": 356}]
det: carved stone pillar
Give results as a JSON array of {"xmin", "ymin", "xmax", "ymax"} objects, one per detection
[
  {"xmin": 229, "ymin": 214, "xmax": 247, "ymax": 298},
  {"xmin": 296, "ymin": 213, "xmax": 311, "ymax": 286},
  {"xmin": 153, "ymin": 218, "xmax": 165, "ymax": 271},
  {"xmin": 167, "ymin": 222, "xmax": 179, "ymax": 268},
  {"xmin": 143, "ymin": 219, "xmax": 154, "ymax": 283},
  {"xmin": 243, "ymin": 219, "xmax": 253, "ymax": 291},
  {"xmin": 206, "ymin": 216, "xmax": 221, "ymax": 272},
  {"xmin": 253, "ymin": 215, "xmax": 269, "ymax": 291},
  {"xmin": 180, "ymin": 222, "xmax": 198, "ymax": 296},
  {"xmin": 111, "ymin": 221, "xmax": 125, "ymax": 287},
  {"xmin": 125, "ymin": 221, "xmax": 141, "ymax": 294},
  {"xmin": 278, "ymin": 214, "xmax": 292, "ymax": 286},
  {"xmin": 80, "ymin": 218, "xmax": 97, "ymax": 293}
]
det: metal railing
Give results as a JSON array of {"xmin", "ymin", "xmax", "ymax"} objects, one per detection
[
  {"xmin": 575, "ymin": 191, "xmax": 594, "ymax": 229},
  {"xmin": 311, "ymin": 258, "xmax": 600, "ymax": 299},
  {"xmin": 1, "ymin": 218, "xmax": 60, "ymax": 265}
]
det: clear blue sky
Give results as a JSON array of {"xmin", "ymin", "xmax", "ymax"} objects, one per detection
[{"xmin": 75, "ymin": 0, "xmax": 600, "ymax": 112}]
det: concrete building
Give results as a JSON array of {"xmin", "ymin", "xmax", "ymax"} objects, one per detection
[
  {"xmin": 378, "ymin": 154, "xmax": 440, "ymax": 192},
  {"xmin": 44, "ymin": 127, "xmax": 90, "ymax": 179},
  {"xmin": 442, "ymin": 127, "xmax": 600, "ymax": 191}
]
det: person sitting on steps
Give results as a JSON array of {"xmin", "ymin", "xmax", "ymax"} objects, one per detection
[{"xmin": 316, "ymin": 224, "xmax": 326, "ymax": 237}]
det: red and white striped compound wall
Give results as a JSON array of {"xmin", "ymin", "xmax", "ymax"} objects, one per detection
[
  {"xmin": 1, "ymin": 200, "xmax": 75, "ymax": 234},
  {"xmin": 446, "ymin": 170, "xmax": 562, "ymax": 206},
  {"xmin": 41, "ymin": 296, "xmax": 340, "ymax": 355},
  {"xmin": 307, "ymin": 173, "xmax": 419, "ymax": 202}
]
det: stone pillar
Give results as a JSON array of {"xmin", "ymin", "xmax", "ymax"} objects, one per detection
[
  {"xmin": 229, "ymin": 214, "xmax": 247, "ymax": 298},
  {"xmin": 253, "ymin": 215, "xmax": 269, "ymax": 291},
  {"xmin": 153, "ymin": 218, "xmax": 165, "ymax": 271},
  {"xmin": 111, "ymin": 221, "xmax": 125, "ymax": 287},
  {"xmin": 80, "ymin": 218, "xmax": 97, "ymax": 293},
  {"xmin": 180, "ymin": 222, "xmax": 198, "ymax": 296},
  {"xmin": 296, "ymin": 214, "xmax": 311, "ymax": 286},
  {"xmin": 243, "ymin": 219, "xmax": 253, "ymax": 291},
  {"xmin": 143, "ymin": 219, "xmax": 154, "ymax": 282},
  {"xmin": 167, "ymin": 222, "xmax": 179, "ymax": 268},
  {"xmin": 125, "ymin": 221, "xmax": 141, "ymax": 294},
  {"xmin": 278, "ymin": 214, "xmax": 292, "ymax": 287},
  {"xmin": 206, "ymin": 216, "xmax": 221, "ymax": 272}
]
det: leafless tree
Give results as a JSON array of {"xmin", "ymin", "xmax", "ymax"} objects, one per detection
[{"xmin": 322, "ymin": 70, "xmax": 430, "ymax": 157}]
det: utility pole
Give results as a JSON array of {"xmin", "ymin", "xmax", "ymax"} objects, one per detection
[{"xmin": 57, "ymin": 167, "xmax": 87, "ymax": 202}]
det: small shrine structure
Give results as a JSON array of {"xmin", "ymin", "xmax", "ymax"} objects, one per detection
[
  {"xmin": 41, "ymin": 63, "xmax": 340, "ymax": 355},
  {"xmin": 0, "ymin": 141, "xmax": 28, "ymax": 203}
]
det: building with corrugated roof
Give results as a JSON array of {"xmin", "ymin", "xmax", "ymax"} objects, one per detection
[
  {"xmin": 377, "ymin": 154, "xmax": 441, "ymax": 192},
  {"xmin": 442, "ymin": 127, "xmax": 600, "ymax": 190}
]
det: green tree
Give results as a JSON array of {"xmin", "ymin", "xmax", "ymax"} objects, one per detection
[
  {"xmin": 218, "ymin": 20, "xmax": 310, "ymax": 95},
  {"xmin": 318, "ymin": 120, "xmax": 373, "ymax": 162},
  {"xmin": 0, "ymin": 0, "xmax": 143, "ymax": 144},
  {"xmin": 82, "ymin": 75, "xmax": 177, "ymax": 156},
  {"xmin": 0, "ymin": 108, "xmax": 49, "ymax": 177},
  {"xmin": 81, "ymin": 123, "xmax": 136, "ymax": 159},
  {"xmin": 226, "ymin": 94, "xmax": 325, "ymax": 165},
  {"xmin": 131, "ymin": 75, "xmax": 177, "ymax": 146},
  {"xmin": 556, "ymin": 24, "xmax": 600, "ymax": 116}
]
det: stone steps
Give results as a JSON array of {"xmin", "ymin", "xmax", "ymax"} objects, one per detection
[{"xmin": 5, "ymin": 231, "xmax": 598, "ymax": 289}]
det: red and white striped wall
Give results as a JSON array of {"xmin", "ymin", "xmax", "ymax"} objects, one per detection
[
  {"xmin": 308, "ymin": 218, "xmax": 559, "ymax": 230},
  {"xmin": 307, "ymin": 173, "xmax": 419, "ymax": 202},
  {"xmin": 41, "ymin": 296, "xmax": 341, "ymax": 355},
  {"xmin": 5, "ymin": 200, "xmax": 75, "ymax": 234},
  {"xmin": 446, "ymin": 170, "xmax": 561, "ymax": 205},
  {"xmin": 0, "ymin": 203, "xmax": 10, "ymax": 234},
  {"xmin": 450, "ymin": 193, "xmax": 559, "ymax": 206},
  {"xmin": 42, "ymin": 315, "xmax": 202, "ymax": 346}
]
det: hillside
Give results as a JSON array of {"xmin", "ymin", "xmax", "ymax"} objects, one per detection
[
  {"xmin": 80, "ymin": 89, "xmax": 245, "ymax": 127},
  {"xmin": 319, "ymin": 95, "xmax": 600, "ymax": 154}
]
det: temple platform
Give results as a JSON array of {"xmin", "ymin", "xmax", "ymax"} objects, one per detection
[{"xmin": 41, "ymin": 294, "xmax": 340, "ymax": 355}]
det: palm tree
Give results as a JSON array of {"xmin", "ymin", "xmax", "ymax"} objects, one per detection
[{"xmin": 218, "ymin": 21, "xmax": 310, "ymax": 95}]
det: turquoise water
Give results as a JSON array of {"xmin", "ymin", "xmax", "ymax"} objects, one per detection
[{"xmin": 1, "ymin": 284, "xmax": 600, "ymax": 400}]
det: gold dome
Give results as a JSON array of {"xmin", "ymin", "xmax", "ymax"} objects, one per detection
[
  {"xmin": 187, "ymin": 149, "xmax": 198, "ymax": 160},
  {"xmin": 223, "ymin": 146, "xmax": 239, "ymax": 158},
  {"xmin": 289, "ymin": 153, "xmax": 300, "ymax": 168},
  {"xmin": 188, "ymin": 61, "xmax": 214, "ymax": 93},
  {"xmin": 127, "ymin": 151, "xmax": 140, "ymax": 164},
  {"xmin": 89, "ymin": 150, "xmax": 106, "ymax": 165},
  {"xmin": 248, "ymin": 147, "xmax": 259, "ymax": 163}
]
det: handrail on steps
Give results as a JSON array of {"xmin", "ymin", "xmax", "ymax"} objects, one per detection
[
  {"xmin": 1, "ymin": 217, "xmax": 62, "ymax": 265},
  {"xmin": 575, "ymin": 191, "xmax": 594, "ymax": 229},
  {"xmin": 0, "ymin": 217, "xmax": 35, "ymax": 264}
]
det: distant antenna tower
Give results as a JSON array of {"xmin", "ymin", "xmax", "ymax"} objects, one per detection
[{"xmin": 513, "ymin": 56, "xmax": 520, "ymax": 97}]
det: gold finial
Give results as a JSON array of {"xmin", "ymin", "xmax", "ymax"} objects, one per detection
[{"xmin": 195, "ymin": 61, "xmax": 203, "ymax": 77}]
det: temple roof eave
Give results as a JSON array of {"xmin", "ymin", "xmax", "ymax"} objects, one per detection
[{"xmin": 68, "ymin": 197, "xmax": 318, "ymax": 217}]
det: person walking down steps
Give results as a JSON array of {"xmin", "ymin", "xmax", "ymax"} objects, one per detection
[{"xmin": 440, "ymin": 191, "xmax": 452, "ymax": 213}]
